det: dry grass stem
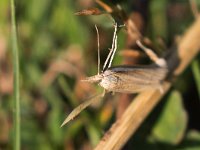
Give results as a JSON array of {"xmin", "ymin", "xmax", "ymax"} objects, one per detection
[{"xmin": 95, "ymin": 0, "xmax": 113, "ymax": 13}]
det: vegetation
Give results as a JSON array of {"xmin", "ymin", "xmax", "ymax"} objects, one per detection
[{"xmin": 0, "ymin": 0, "xmax": 200, "ymax": 149}]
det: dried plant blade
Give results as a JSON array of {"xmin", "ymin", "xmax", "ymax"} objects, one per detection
[
  {"xmin": 95, "ymin": 0, "xmax": 113, "ymax": 13},
  {"xmin": 61, "ymin": 93, "xmax": 102, "ymax": 127},
  {"xmin": 136, "ymin": 40, "xmax": 167, "ymax": 67},
  {"xmin": 75, "ymin": 8, "xmax": 104, "ymax": 16}
]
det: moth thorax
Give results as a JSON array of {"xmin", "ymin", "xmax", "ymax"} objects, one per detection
[{"xmin": 99, "ymin": 70, "xmax": 118, "ymax": 91}]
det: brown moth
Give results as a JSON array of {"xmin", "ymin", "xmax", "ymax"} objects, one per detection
[
  {"xmin": 61, "ymin": 23, "xmax": 168, "ymax": 127},
  {"xmin": 83, "ymin": 24, "xmax": 167, "ymax": 94}
]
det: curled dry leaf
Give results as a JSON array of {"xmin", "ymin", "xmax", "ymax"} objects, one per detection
[{"xmin": 75, "ymin": 8, "xmax": 103, "ymax": 16}]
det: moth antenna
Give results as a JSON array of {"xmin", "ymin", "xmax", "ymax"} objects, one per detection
[
  {"xmin": 136, "ymin": 40, "xmax": 167, "ymax": 68},
  {"xmin": 95, "ymin": 25, "xmax": 100, "ymax": 75},
  {"xmin": 103, "ymin": 22, "xmax": 118, "ymax": 70}
]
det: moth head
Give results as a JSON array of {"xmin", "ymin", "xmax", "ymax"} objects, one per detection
[{"xmin": 81, "ymin": 74, "xmax": 103, "ymax": 83}]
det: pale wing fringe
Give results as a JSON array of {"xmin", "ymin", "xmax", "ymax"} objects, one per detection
[{"xmin": 61, "ymin": 93, "xmax": 102, "ymax": 127}]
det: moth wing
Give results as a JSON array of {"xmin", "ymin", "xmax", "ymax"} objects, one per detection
[
  {"xmin": 110, "ymin": 67, "xmax": 167, "ymax": 86},
  {"xmin": 126, "ymin": 67, "xmax": 167, "ymax": 83}
]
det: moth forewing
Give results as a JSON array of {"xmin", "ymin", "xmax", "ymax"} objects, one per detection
[
  {"xmin": 108, "ymin": 65, "xmax": 168, "ymax": 81},
  {"xmin": 99, "ymin": 66, "xmax": 167, "ymax": 93}
]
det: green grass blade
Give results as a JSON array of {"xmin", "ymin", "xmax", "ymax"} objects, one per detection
[
  {"xmin": 192, "ymin": 59, "xmax": 200, "ymax": 99},
  {"xmin": 11, "ymin": 0, "xmax": 20, "ymax": 149}
]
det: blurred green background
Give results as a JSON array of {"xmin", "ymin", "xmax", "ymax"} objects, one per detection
[{"xmin": 0, "ymin": 0, "xmax": 200, "ymax": 149}]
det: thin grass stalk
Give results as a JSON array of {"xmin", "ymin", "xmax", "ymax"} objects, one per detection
[{"xmin": 11, "ymin": 0, "xmax": 20, "ymax": 149}]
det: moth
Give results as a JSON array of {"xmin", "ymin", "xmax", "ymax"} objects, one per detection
[{"xmin": 61, "ymin": 23, "xmax": 168, "ymax": 127}]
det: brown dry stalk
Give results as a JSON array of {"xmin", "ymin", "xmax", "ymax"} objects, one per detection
[
  {"xmin": 95, "ymin": 0, "xmax": 113, "ymax": 13},
  {"xmin": 95, "ymin": 16, "xmax": 200, "ymax": 150}
]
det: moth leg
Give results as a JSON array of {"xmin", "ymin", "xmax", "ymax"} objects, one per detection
[
  {"xmin": 103, "ymin": 48, "xmax": 113, "ymax": 70},
  {"xmin": 103, "ymin": 22, "xmax": 118, "ymax": 70},
  {"xmin": 136, "ymin": 40, "xmax": 167, "ymax": 68},
  {"xmin": 107, "ymin": 40, "xmax": 117, "ymax": 68}
]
